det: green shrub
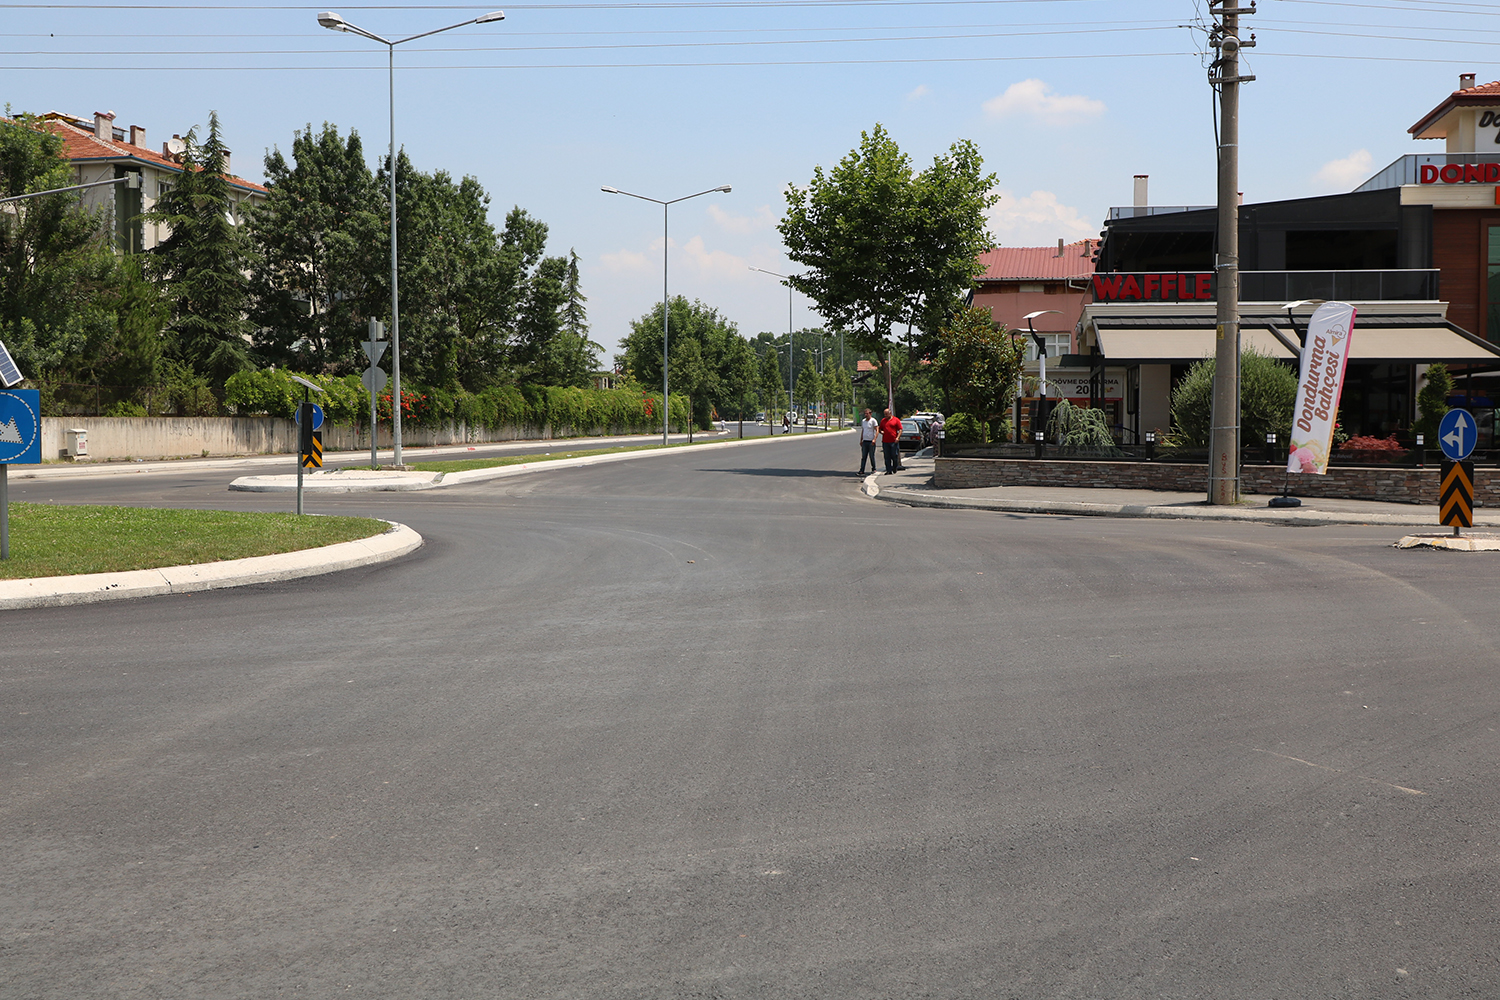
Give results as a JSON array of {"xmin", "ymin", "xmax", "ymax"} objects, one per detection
[
  {"xmin": 946, "ymin": 412, "xmax": 986, "ymax": 444},
  {"xmin": 1414, "ymin": 363, "xmax": 1452, "ymax": 440},
  {"xmin": 1170, "ymin": 347, "xmax": 1297, "ymax": 448},
  {"xmin": 1045, "ymin": 399, "xmax": 1122, "ymax": 457}
]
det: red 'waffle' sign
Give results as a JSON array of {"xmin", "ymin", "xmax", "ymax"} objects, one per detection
[{"xmin": 1092, "ymin": 273, "xmax": 1214, "ymax": 302}]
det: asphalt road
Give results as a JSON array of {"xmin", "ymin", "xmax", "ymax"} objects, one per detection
[{"xmin": 4, "ymin": 433, "xmax": 1499, "ymax": 998}]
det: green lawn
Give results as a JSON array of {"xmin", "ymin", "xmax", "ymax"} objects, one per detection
[{"xmin": 0, "ymin": 503, "xmax": 389, "ymax": 580}]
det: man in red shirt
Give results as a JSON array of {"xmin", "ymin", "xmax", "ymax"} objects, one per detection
[{"xmin": 878, "ymin": 408, "xmax": 903, "ymax": 474}]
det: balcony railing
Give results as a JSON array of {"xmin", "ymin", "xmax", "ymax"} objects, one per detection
[
  {"xmin": 1241, "ymin": 269, "xmax": 1439, "ymax": 302},
  {"xmin": 1107, "ymin": 205, "xmax": 1214, "ymax": 220},
  {"xmin": 1355, "ymin": 152, "xmax": 1500, "ymax": 192}
]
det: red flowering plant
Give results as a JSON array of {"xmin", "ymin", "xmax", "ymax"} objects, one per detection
[
  {"xmin": 1338, "ymin": 433, "xmax": 1408, "ymax": 463},
  {"xmin": 376, "ymin": 388, "xmax": 422, "ymax": 422}
]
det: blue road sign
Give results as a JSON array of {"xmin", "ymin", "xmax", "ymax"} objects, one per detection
[
  {"xmin": 1439, "ymin": 408, "xmax": 1477, "ymax": 462},
  {"xmin": 0, "ymin": 389, "xmax": 41, "ymax": 464},
  {"xmin": 294, "ymin": 402, "xmax": 325, "ymax": 432}
]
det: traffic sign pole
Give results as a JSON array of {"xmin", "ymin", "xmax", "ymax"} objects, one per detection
[{"xmin": 1, "ymin": 464, "xmax": 8, "ymax": 560}]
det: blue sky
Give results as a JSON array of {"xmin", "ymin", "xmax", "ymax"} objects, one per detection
[{"xmin": 5, "ymin": 0, "xmax": 1498, "ymax": 360}]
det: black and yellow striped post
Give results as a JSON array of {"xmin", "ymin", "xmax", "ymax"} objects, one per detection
[
  {"xmin": 301, "ymin": 430, "xmax": 323, "ymax": 469},
  {"xmin": 1440, "ymin": 460, "xmax": 1474, "ymax": 535}
]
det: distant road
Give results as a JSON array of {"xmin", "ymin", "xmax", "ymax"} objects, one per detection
[{"xmin": 6, "ymin": 432, "xmax": 1498, "ymax": 997}]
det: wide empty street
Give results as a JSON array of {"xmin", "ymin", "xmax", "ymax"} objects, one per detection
[{"xmin": 4, "ymin": 434, "xmax": 1497, "ymax": 998}]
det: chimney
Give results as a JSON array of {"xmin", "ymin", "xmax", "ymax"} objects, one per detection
[
  {"xmin": 129, "ymin": 125, "xmax": 146, "ymax": 148},
  {"xmin": 1056, "ymin": 238, "xmax": 1065, "ymax": 257},
  {"xmin": 93, "ymin": 110, "xmax": 115, "ymax": 142},
  {"xmin": 1133, "ymin": 174, "xmax": 1148, "ymax": 208},
  {"xmin": 1460, "ymin": 73, "xmax": 1476, "ymax": 91},
  {"xmin": 222, "ymin": 147, "xmax": 231, "ymax": 173}
]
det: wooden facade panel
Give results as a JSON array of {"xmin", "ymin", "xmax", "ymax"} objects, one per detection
[{"xmin": 1433, "ymin": 209, "xmax": 1484, "ymax": 337}]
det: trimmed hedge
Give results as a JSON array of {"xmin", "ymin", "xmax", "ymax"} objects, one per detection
[{"xmin": 225, "ymin": 368, "xmax": 689, "ymax": 433}]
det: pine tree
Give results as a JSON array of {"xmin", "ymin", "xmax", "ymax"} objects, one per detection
[{"xmin": 147, "ymin": 111, "xmax": 250, "ymax": 395}]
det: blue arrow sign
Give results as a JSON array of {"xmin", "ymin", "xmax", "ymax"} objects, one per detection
[
  {"xmin": 0, "ymin": 389, "xmax": 41, "ymax": 464},
  {"xmin": 294, "ymin": 402, "xmax": 325, "ymax": 432},
  {"xmin": 1439, "ymin": 408, "xmax": 1477, "ymax": 462}
]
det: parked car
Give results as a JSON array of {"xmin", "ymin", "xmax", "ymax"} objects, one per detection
[{"xmin": 898, "ymin": 419, "xmax": 926, "ymax": 451}]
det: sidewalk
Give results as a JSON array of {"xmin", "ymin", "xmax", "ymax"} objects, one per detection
[{"xmin": 865, "ymin": 456, "xmax": 1500, "ymax": 531}]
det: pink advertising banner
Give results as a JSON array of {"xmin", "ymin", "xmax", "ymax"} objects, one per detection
[{"xmin": 1287, "ymin": 301, "xmax": 1357, "ymax": 475}]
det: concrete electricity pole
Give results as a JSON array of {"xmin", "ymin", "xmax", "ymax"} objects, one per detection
[{"xmin": 1207, "ymin": 0, "xmax": 1255, "ymax": 504}]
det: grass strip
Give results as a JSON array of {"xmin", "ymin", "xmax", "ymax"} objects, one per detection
[
  {"xmin": 409, "ymin": 431, "xmax": 833, "ymax": 475},
  {"xmin": 0, "ymin": 503, "xmax": 389, "ymax": 580}
]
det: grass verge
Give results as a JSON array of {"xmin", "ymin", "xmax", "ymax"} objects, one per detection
[
  {"xmin": 407, "ymin": 429, "xmax": 835, "ymax": 474},
  {"xmin": 0, "ymin": 503, "xmax": 389, "ymax": 580}
]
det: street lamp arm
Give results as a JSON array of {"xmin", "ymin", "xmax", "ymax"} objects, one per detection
[
  {"xmin": 317, "ymin": 13, "xmax": 390, "ymax": 44},
  {"xmin": 395, "ymin": 12, "xmax": 504, "ymax": 45}
]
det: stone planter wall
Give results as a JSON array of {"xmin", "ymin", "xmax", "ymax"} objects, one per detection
[{"xmin": 934, "ymin": 457, "xmax": 1499, "ymax": 506}]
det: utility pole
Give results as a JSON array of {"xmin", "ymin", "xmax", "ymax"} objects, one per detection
[{"xmin": 1207, "ymin": 0, "xmax": 1255, "ymax": 504}]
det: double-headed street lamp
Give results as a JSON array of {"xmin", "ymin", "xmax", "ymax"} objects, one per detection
[
  {"xmin": 318, "ymin": 9, "xmax": 505, "ymax": 467},
  {"xmin": 603, "ymin": 184, "xmax": 731, "ymax": 446}
]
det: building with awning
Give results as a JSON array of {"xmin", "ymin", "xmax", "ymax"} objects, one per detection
[{"xmin": 1081, "ymin": 72, "xmax": 1500, "ymax": 444}]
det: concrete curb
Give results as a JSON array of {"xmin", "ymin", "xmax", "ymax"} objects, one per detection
[
  {"xmin": 229, "ymin": 430, "xmax": 825, "ymax": 493},
  {"xmin": 0, "ymin": 520, "xmax": 422, "ymax": 611},
  {"xmin": 1397, "ymin": 532, "xmax": 1500, "ymax": 551},
  {"xmin": 872, "ymin": 484, "xmax": 1500, "ymax": 529}
]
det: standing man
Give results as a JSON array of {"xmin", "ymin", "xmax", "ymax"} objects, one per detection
[
  {"xmin": 879, "ymin": 408, "xmax": 903, "ymax": 475},
  {"xmin": 858, "ymin": 407, "xmax": 879, "ymax": 475},
  {"xmin": 929, "ymin": 412, "xmax": 945, "ymax": 459}
]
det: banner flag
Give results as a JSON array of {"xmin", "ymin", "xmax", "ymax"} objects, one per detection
[{"xmin": 1286, "ymin": 301, "xmax": 1357, "ymax": 475}]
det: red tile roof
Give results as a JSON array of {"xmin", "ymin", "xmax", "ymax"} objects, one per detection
[
  {"xmin": 976, "ymin": 241, "xmax": 1097, "ymax": 282},
  {"xmin": 37, "ymin": 112, "xmax": 266, "ymax": 195},
  {"xmin": 1409, "ymin": 80, "xmax": 1500, "ymax": 139}
]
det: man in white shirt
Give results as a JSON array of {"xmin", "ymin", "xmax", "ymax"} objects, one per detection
[{"xmin": 858, "ymin": 408, "xmax": 879, "ymax": 475}]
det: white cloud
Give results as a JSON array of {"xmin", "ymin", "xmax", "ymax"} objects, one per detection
[
  {"xmin": 708, "ymin": 203, "xmax": 777, "ymax": 235},
  {"xmin": 982, "ymin": 79, "xmax": 1105, "ymax": 124},
  {"xmin": 678, "ymin": 235, "xmax": 747, "ymax": 279},
  {"xmin": 906, "ymin": 84, "xmax": 931, "ymax": 103},
  {"xmin": 599, "ymin": 248, "xmax": 650, "ymax": 273},
  {"xmin": 986, "ymin": 189, "xmax": 1095, "ymax": 246},
  {"xmin": 1313, "ymin": 149, "xmax": 1374, "ymax": 191}
]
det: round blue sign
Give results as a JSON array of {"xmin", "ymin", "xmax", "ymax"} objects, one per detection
[
  {"xmin": 294, "ymin": 402, "xmax": 325, "ymax": 432},
  {"xmin": 1438, "ymin": 408, "xmax": 1477, "ymax": 462},
  {"xmin": 0, "ymin": 389, "xmax": 41, "ymax": 465}
]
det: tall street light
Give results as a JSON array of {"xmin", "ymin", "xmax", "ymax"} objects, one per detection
[
  {"xmin": 750, "ymin": 266, "xmax": 797, "ymax": 432},
  {"xmin": 603, "ymin": 184, "xmax": 731, "ymax": 446},
  {"xmin": 318, "ymin": 9, "xmax": 505, "ymax": 468}
]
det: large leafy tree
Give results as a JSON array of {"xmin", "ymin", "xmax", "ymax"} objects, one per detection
[
  {"xmin": 0, "ymin": 112, "xmax": 118, "ymax": 378},
  {"xmin": 779, "ymin": 124, "xmax": 998, "ymax": 411},
  {"xmin": 622, "ymin": 296, "xmax": 742, "ymax": 428},
  {"xmin": 932, "ymin": 304, "xmax": 1025, "ymax": 426},
  {"xmin": 147, "ymin": 111, "xmax": 251, "ymax": 394},
  {"xmin": 248, "ymin": 122, "xmax": 385, "ymax": 374},
  {"xmin": 534, "ymin": 249, "xmax": 602, "ymax": 388}
]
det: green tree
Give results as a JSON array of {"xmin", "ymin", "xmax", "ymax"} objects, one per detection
[
  {"xmin": 0, "ymin": 112, "xmax": 118, "ymax": 378},
  {"xmin": 933, "ymin": 305, "xmax": 1025, "ymax": 428},
  {"xmin": 759, "ymin": 342, "xmax": 786, "ymax": 420},
  {"xmin": 622, "ymin": 296, "xmax": 740, "ymax": 427},
  {"xmin": 147, "ymin": 111, "xmax": 251, "ymax": 395},
  {"xmin": 536, "ymin": 248, "xmax": 601, "ymax": 388},
  {"xmin": 797, "ymin": 354, "xmax": 823, "ymax": 423},
  {"xmin": 724, "ymin": 335, "xmax": 759, "ymax": 427},
  {"xmin": 247, "ymin": 122, "xmax": 385, "ymax": 375},
  {"xmin": 1171, "ymin": 348, "xmax": 1298, "ymax": 448},
  {"xmin": 1415, "ymin": 363, "xmax": 1453, "ymax": 440},
  {"xmin": 668, "ymin": 337, "xmax": 714, "ymax": 439},
  {"xmin": 780, "ymin": 124, "xmax": 998, "ymax": 410},
  {"xmin": 80, "ymin": 255, "xmax": 167, "ymax": 396}
]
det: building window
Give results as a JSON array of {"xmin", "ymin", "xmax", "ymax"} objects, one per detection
[
  {"xmin": 1019, "ymin": 282, "xmax": 1044, "ymax": 294},
  {"xmin": 1025, "ymin": 333, "xmax": 1072, "ymax": 361}
]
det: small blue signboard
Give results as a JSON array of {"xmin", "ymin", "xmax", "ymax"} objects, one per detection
[
  {"xmin": 294, "ymin": 402, "xmax": 325, "ymax": 432},
  {"xmin": 1438, "ymin": 408, "xmax": 1477, "ymax": 462},
  {"xmin": 0, "ymin": 389, "xmax": 41, "ymax": 465}
]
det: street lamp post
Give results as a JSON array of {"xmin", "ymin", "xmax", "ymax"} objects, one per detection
[
  {"xmin": 603, "ymin": 184, "xmax": 731, "ymax": 446},
  {"xmin": 318, "ymin": 9, "xmax": 505, "ymax": 468},
  {"xmin": 1023, "ymin": 309, "xmax": 1062, "ymax": 445},
  {"xmin": 751, "ymin": 267, "xmax": 798, "ymax": 433}
]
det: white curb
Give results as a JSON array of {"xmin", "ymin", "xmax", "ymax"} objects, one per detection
[{"xmin": 0, "ymin": 520, "xmax": 422, "ymax": 610}]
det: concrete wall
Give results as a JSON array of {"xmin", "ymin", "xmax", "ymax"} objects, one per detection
[
  {"xmin": 39, "ymin": 417, "xmax": 631, "ymax": 463},
  {"xmin": 935, "ymin": 456, "xmax": 1497, "ymax": 506}
]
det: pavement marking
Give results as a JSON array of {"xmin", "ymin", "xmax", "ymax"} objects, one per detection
[{"xmin": 1252, "ymin": 747, "xmax": 1427, "ymax": 796}]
